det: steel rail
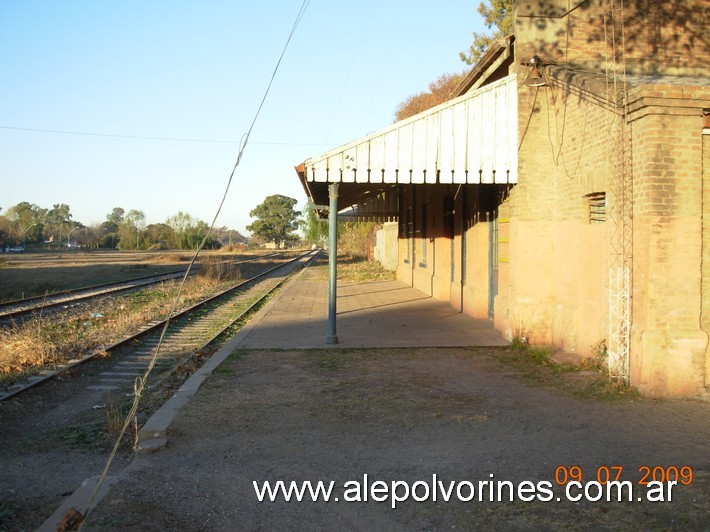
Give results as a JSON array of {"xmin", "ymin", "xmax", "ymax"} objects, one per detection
[
  {"xmin": 0, "ymin": 251, "xmax": 288, "ymax": 324},
  {"xmin": 0, "ymin": 250, "xmax": 319, "ymax": 402}
]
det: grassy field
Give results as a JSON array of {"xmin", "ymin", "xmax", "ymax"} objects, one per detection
[{"xmin": 0, "ymin": 249, "xmax": 259, "ymax": 303}]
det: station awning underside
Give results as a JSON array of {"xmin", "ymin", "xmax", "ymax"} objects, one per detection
[{"xmin": 296, "ymin": 75, "xmax": 518, "ymax": 216}]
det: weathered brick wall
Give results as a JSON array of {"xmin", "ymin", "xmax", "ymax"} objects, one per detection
[
  {"xmin": 512, "ymin": 1, "xmax": 710, "ymax": 395},
  {"xmin": 628, "ymin": 85, "xmax": 710, "ymax": 396},
  {"xmin": 499, "ymin": 71, "xmax": 613, "ymax": 353},
  {"xmin": 515, "ymin": 0, "xmax": 709, "ymax": 76},
  {"xmin": 703, "ymin": 132, "xmax": 710, "ymax": 389}
]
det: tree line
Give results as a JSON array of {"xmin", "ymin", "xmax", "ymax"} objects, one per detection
[
  {"xmin": 0, "ymin": 195, "xmax": 369, "ymax": 255},
  {"xmin": 0, "ymin": 202, "xmax": 247, "ymax": 251},
  {"xmin": 2, "ymin": 2, "xmax": 510, "ymax": 253}
]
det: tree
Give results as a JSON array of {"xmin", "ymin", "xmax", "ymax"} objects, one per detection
[
  {"xmin": 459, "ymin": 0, "xmax": 513, "ymax": 65},
  {"xmin": 247, "ymin": 195, "xmax": 300, "ymax": 246},
  {"xmin": 393, "ymin": 1, "xmax": 512, "ymax": 122},
  {"xmin": 394, "ymin": 72, "xmax": 467, "ymax": 122},
  {"xmin": 98, "ymin": 207, "xmax": 126, "ymax": 248},
  {"xmin": 0, "ymin": 214, "xmax": 11, "ymax": 249},
  {"xmin": 302, "ymin": 206, "xmax": 328, "ymax": 246},
  {"xmin": 214, "ymin": 226, "xmax": 248, "ymax": 247},
  {"xmin": 5, "ymin": 202, "xmax": 46, "ymax": 245},
  {"xmin": 45, "ymin": 203, "xmax": 74, "ymax": 245},
  {"xmin": 117, "ymin": 209, "xmax": 146, "ymax": 250},
  {"xmin": 165, "ymin": 211, "xmax": 194, "ymax": 249},
  {"xmin": 163, "ymin": 212, "xmax": 221, "ymax": 250},
  {"xmin": 105, "ymin": 207, "xmax": 125, "ymax": 229},
  {"xmin": 82, "ymin": 225, "xmax": 103, "ymax": 249},
  {"xmin": 144, "ymin": 223, "xmax": 175, "ymax": 249}
]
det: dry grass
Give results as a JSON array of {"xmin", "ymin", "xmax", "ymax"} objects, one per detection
[
  {"xmin": 198, "ymin": 255, "xmax": 243, "ymax": 282},
  {"xmin": 0, "ymin": 317, "xmax": 57, "ymax": 374},
  {"xmin": 0, "ymin": 255, "xmax": 187, "ymax": 303},
  {"xmin": 307, "ymin": 255, "xmax": 396, "ymax": 282},
  {"xmin": 0, "ymin": 274, "xmax": 231, "ymax": 379},
  {"xmin": 148, "ymin": 253, "xmax": 192, "ymax": 264},
  {"xmin": 337, "ymin": 257, "xmax": 396, "ymax": 282}
]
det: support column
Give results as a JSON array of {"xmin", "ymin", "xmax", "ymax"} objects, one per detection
[{"xmin": 326, "ymin": 183, "xmax": 339, "ymax": 344}]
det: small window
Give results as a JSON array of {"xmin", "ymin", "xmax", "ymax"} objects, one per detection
[{"xmin": 586, "ymin": 192, "xmax": 606, "ymax": 224}]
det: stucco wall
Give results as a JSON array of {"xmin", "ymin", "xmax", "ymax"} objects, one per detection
[{"xmin": 374, "ymin": 222, "xmax": 398, "ymax": 271}]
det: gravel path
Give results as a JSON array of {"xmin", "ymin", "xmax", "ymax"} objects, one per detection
[{"xmin": 84, "ymin": 347, "xmax": 709, "ymax": 531}]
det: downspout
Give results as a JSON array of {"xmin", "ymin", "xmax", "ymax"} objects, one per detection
[
  {"xmin": 430, "ymin": 204, "xmax": 435, "ymax": 297},
  {"xmin": 411, "ymin": 186, "xmax": 416, "ymax": 287},
  {"xmin": 460, "ymin": 186, "xmax": 467, "ymax": 314}
]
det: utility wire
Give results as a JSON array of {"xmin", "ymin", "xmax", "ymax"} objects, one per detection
[
  {"xmin": 0, "ymin": 124, "xmax": 328, "ymax": 146},
  {"xmin": 78, "ymin": 0, "xmax": 310, "ymax": 527}
]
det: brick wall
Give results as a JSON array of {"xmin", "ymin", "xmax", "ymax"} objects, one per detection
[
  {"xmin": 628, "ymin": 87, "xmax": 710, "ymax": 396},
  {"xmin": 498, "ymin": 68, "xmax": 614, "ymax": 353},
  {"xmin": 703, "ymin": 132, "xmax": 710, "ymax": 389},
  {"xmin": 515, "ymin": 0, "xmax": 709, "ymax": 76},
  {"xmin": 512, "ymin": 0, "xmax": 710, "ymax": 395}
]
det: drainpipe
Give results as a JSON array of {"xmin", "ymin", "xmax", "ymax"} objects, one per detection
[
  {"xmin": 326, "ymin": 183, "xmax": 339, "ymax": 344},
  {"xmin": 460, "ymin": 186, "xmax": 467, "ymax": 314}
]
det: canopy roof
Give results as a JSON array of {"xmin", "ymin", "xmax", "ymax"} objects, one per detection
[{"xmin": 297, "ymin": 74, "xmax": 518, "ymax": 213}]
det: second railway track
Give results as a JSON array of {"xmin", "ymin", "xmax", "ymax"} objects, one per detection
[
  {"xmin": 0, "ymin": 249, "xmax": 319, "ymax": 402},
  {"xmin": 0, "ymin": 251, "xmax": 288, "ymax": 325}
]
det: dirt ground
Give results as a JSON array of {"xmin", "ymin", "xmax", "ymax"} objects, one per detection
[{"xmin": 81, "ymin": 347, "xmax": 709, "ymax": 531}]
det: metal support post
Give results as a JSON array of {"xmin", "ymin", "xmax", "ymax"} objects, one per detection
[{"xmin": 326, "ymin": 183, "xmax": 339, "ymax": 344}]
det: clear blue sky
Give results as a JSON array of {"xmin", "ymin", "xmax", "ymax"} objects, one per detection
[{"xmin": 1, "ymin": 1, "xmax": 484, "ymax": 235}]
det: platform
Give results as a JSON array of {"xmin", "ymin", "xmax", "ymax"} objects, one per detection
[{"xmin": 235, "ymin": 263, "xmax": 509, "ymax": 349}]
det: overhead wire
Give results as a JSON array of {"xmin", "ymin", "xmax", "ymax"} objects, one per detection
[
  {"xmin": 0, "ymin": 124, "xmax": 328, "ymax": 146},
  {"xmin": 77, "ymin": 0, "xmax": 310, "ymax": 526},
  {"xmin": 321, "ymin": 0, "xmax": 376, "ymax": 145}
]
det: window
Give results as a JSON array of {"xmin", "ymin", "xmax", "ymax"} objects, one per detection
[
  {"xmin": 419, "ymin": 203, "xmax": 427, "ymax": 268},
  {"xmin": 586, "ymin": 192, "xmax": 606, "ymax": 224}
]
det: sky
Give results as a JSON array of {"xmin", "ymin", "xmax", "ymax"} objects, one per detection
[{"xmin": 0, "ymin": 1, "xmax": 485, "ymax": 236}]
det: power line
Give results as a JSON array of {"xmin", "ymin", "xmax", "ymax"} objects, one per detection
[
  {"xmin": 0, "ymin": 124, "xmax": 329, "ymax": 146},
  {"xmin": 79, "ymin": 0, "xmax": 311, "ymax": 526}
]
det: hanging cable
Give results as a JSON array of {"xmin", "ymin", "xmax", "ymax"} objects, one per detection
[
  {"xmin": 76, "ymin": 1, "xmax": 310, "ymax": 527},
  {"xmin": 0, "ymin": 125, "xmax": 331, "ymax": 146}
]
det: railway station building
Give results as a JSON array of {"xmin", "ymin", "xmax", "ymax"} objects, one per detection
[{"xmin": 295, "ymin": 0, "xmax": 710, "ymax": 398}]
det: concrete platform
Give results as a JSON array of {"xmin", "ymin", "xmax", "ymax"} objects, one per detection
[{"xmin": 236, "ymin": 264, "xmax": 508, "ymax": 349}]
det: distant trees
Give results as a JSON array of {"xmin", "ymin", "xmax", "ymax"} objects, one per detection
[
  {"xmin": 45, "ymin": 203, "xmax": 76, "ymax": 244},
  {"xmin": 394, "ymin": 72, "xmax": 467, "ymax": 122},
  {"xmin": 213, "ymin": 226, "xmax": 248, "ymax": 247},
  {"xmin": 117, "ymin": 209, "xmax": 146, "ymax": 250},
  {"xmin": 99, "ymin": 207, "xmax": 124, "ymax": 248},
  {"xmin": 0, "ymin": 202, "xmax": 245, "ymax": 251},
  {"xmin": 0, "ymin": 209, "xmax": 11, "ymax": 249},
  {"xmin": 302, "ymin": 207, "xmax": 328, "ymax": 247},
  {"xmin": 165, "ymin": 211, "xmax": 219, "ymax": 250},
  {"xmin": 4, "ymin": 202, "xmax": 46, "ymax": 245},
  {"xmin": 144, "ymin": 223, "xmax": 174, "ymax": 248},
  {"xmin": 247, "ymin": 195, "xmax": 300, "ymax": 247},
  {"xmin": 393, "ymin": 0, "xmax": 512, "ymax": 122}
]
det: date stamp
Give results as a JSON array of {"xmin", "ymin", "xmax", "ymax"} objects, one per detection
[
  {"xmin": 551, "ymin": 465, "xmax": 694, "ymax": 502},
  {"xmin": 553, "ymin": 465, "xmax": 694, "ymax": 486}
]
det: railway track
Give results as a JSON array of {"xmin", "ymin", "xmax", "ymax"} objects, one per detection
[
  {"xmin": 0, "ymin": 251, "xmax": 286, "ymax": 325},
  {"xmin": 0, "ymin": 249, "xmax": 319, "ymax": 402}
]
